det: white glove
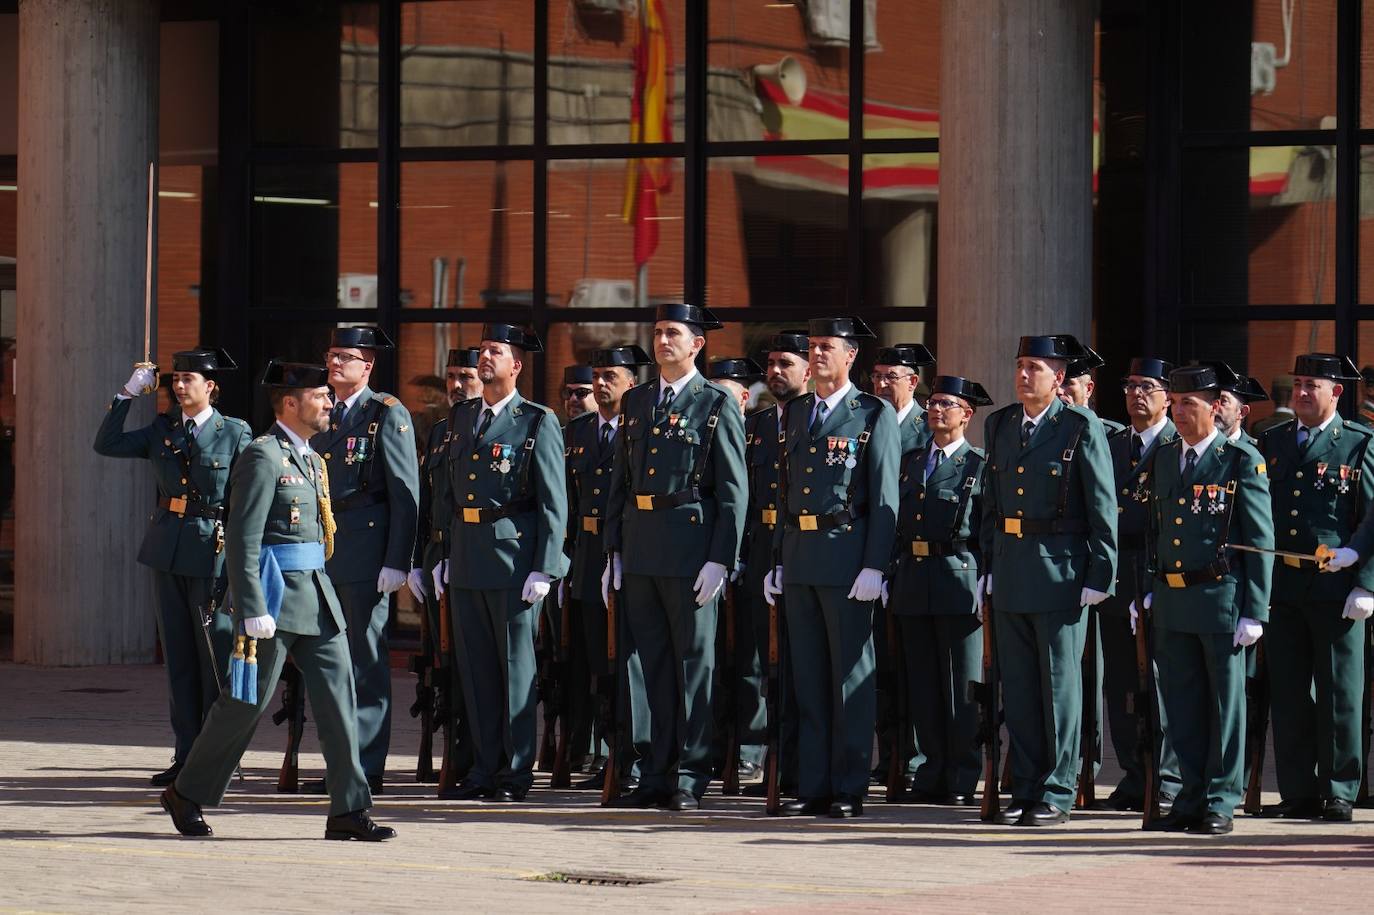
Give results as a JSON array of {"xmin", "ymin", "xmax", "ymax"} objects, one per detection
[
  {"xmin": 406, "ymin": 567, "xmax": 428, "ymax": 603},
  {"xmin": 1326, "ymin": 547, "xmax": 1361, "ymax": 572},
  {"xmin": 730, "ymin": 562, "xmax": 744, "ymax": 584},
  {"xmin": 557, "ymin": 578, "xmax": 567, "ymax": 608},
  {"xmin": 1081, "ymin": 587, "xmax": 1109, "ymax": 607},
  {"xmin": 974, "ymin": 574, "xmax": 990, "ymax": 622},
  {"xmin": 1128, "ymin": 592, "xmax": 1152, "ymax": 636},
  {"xmin": 432, "ymin": 559, "xmax": 449, "ymax": 596},
  {"xmin": 881, "ymin": 580, "xmax": 890, "ymax": 608},
  {"xmin": 763, "ymin": 565, "xmax": 784, "ymax": 606},
  {"xmin": 123, "ymin": 366, "xmax": 156, "ymax": 397},
  {"xmin": 1343, "ymin": 587, "xmax": 1374, "ymax": 621},
  {"xmin": 522, "ymin": 572, "xmax": 552, "ymax": 604},
  {"xmin": 377, "ymin": 566, "xmax": 408, "ymax": 595},
  {"xmin": 1233, "ymin": 616, "xmax": 1263, "ymax": 648},
  {"xmin": 243, "ymin": 615, "xmax": 277, "ymax": 639},
  {"xmin": 600, "ymin": 552, "xmax": 622, "ymax": 606},
  {"xmin": 693, "ymin": 561, "xmax": 728, "ymax": 607},
  {"xmin": 847, "ymin": 567, "xmax": 884, "ymax": 603}
]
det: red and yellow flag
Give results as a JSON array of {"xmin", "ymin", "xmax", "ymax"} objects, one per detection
[{"xmin": 623, "ymin": 0, "xmax": 672, "ymax": 267}]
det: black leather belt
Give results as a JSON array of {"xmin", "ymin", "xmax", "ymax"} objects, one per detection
[
  {"xmin": 633, "ymin": 487, "xmax": 712, "ymax": 511},
  {"xmin": 908, "ymin": 538, "xmax": 970, "ymax": 557},
  {"xmin": 1155, "ymin": 558, "xmax": 1232, "ymax": 589},
  {"xmin": 999, "ymin": 517, "xmax": 1089, "ymax": 536},
  {"xmin": 334, "ymin": 491, "xmax": 388, "ymax": 513},
  {"xmin": 460, "ymin": 498, "xmax": 535, "ymax": 523},
  {"xmin": 787, "ymin": 505, "xmax": 865, "ymax": 532},
  {"xmin": 159, "ymin": 496, "xmax": 223, "ymax": 521}
]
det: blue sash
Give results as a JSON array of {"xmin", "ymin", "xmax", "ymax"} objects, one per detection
[{"xmin": 258, "ymin": 541, "xmax": 327, "ymax": 621}]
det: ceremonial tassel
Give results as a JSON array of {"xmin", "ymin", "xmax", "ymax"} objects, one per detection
[
  {"xmin": 228, "ymin": 635, "xmax": 247, "ymax": 702},
  {"xmin": 243, "ymin": 638, "xmax": 259, "ymax": 705}
]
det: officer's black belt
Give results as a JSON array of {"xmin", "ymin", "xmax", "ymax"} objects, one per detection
[
  {"xmin": 1155, "ymin": 557, "xmax": 1233, "ymax": 589},
  {"xmin": 159, "ymin": 496, "xmax": 223, "ymax": 520},
  {"xmin": 908, "ymin": 538, "xmax": 970, "ymax": 557},
  {"xmin": 999, "ymin": 516, "xmax": 1089, "ymax": 536},
  {"xmin": 333, "ymin": 491, "xmax": 388, "ymax": 513},
  {"xmin": 787, "ymin": 505, "xmax": 866, "ymax": 532},
  {"xmin": 461, "ymin": 497, "xmax": 536, "ymax": 523},
  {"xmin": 633, "ymin": 487, "xmax": 712, "ymax": 511}
]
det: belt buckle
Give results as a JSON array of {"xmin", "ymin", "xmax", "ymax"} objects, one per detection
[
  {"xmin": 1003, "ymin": 518, "xmax": 1021, "ymax": 536},
  {"xmin": 1165, "ymin": 572, "xmax": 1186, "ymax": 589},
  {"xmin": 912, "ymin": 540, "xmax": 930, "ymax": 557},
  {"xmin": 1282, "ymin": 556, "xmax": 1302, "ymax": 568},
  {"xmin": 636, "ymin": 494, "xmax": 655, "ymax": 511},
  {"xmin": 462, "ymin": 507, "xmax": 482, "ymax": 523},
  {"xmin": 168, "ymin": 496, "xmax": 188, "ymax": 516},
  {"xmin": 798, "ymin": 515, "xmax": 818, "ymax": 532},
  {"xmin": 582, "ymin": 516, "xmax": 600, "ymax": 533},
  {"xmin": 760, "ymin": 509, "xmax": 777, "ymax": 526}
]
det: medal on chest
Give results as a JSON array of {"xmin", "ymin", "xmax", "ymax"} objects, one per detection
[
  {"xmin": 289, "ymin": 504, "xmax": 301, "ymax": 525},
  {"xmin": 1315, "ymin": 462, "xmax": 1328, "ymax": 490},
  {"xmin": 1339, "ymin": 464, "xmax": 1352, "ymax": 494},
  {"xmin": 1191, "ymin": 484, "xmax": 1204, "ymax": 514},
  {"xmin": 668, "ymin": 413, "xmax": 686, "ymax": 439},
  {"xmin": 491, "ymin": 443, "xmax": 513, "ymax": 474},
  {"xmin": 1206, "ymin": 483, "xmax": 1224, "ymax": 514}
]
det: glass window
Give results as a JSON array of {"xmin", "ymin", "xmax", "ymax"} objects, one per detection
[
  {"xmin": 157, "ymin": 165, "xmax": 213, "ymax": 365},
  {"xmin": 1365, "ymin": 0, "xmax": 1374, "ymax": 125},
  {"xmin": 540, "ymin": 321, "xmax": 652, "ymax": 417},
  {"xmin": 1361, "ymin": 146, "xmax": 1374, "ymax": 303},
  {"xmin": 251, "ymin": 163, "xmax": 378, "ymax": 308},
  {"xmin": 400, "ymin": 1, "xmax": 536, "ymax": 147},
  {"xmin": 1180, "ymin": 146, "xmax": 1336, "ymax": 306},
  {"xmin": 1179, "ymin": 319, "xmax": 1334, "ymax": 430},
  {"xmin": 548, "ymin": 0, "xmax": 685, "ymax": 145},
  {"xmin": 399, "ymin": 161, "xmax": 535, "ymax": 308},
  {"xmin": 706, "ymin": 155, "xmax": 848, "ymax": 308},
  {"xmin": 862, "ymin": 152, "xmax": 936, "ymax": 310},
  {"xmin": 393, "ymin": 321, "xmax": 516, "ymax": 442},
  {"xmin": 863, "ymin": 1, "xmax": 939, "ymax": 139},
  {"xmin": 253, "ymin": 2, "xmax": 381, "ymax": 149}
]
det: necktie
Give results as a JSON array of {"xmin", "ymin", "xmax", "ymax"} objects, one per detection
[
  {"xmin": 474, "ymin": 407, "xmax": 494, "ymax": 441},
  {"xmin": 811, "ymin": 400, "xmax": 829, "ymax": 436},
  {"xmin": 925, "ymin": 448, "xmax": 943, "ymax": 481},
  {"xmin": 185, "ymin": 418, "xmax": 197, "ymax": 440},
  {"xmin": 657, "ymin": 385, "xmax": 674, "ymax": 419},
  {"xmin": 330, "ymin": 401, "xmax": 346, "ymax": 429},
  {"xmin": 1020, "ymin": 420, "xmax": 1034, "ymax": 447},
  {"xmin": 1297, "ymin": 425, "xmax": 1310, "ymax": 452},
  {"xmin": 600, "ymin": 423, "xmax": 613, "ymax": 449},
  {"xmin": 1183, "ymin": 448, "xmax": 1197, "ymax": 481}
]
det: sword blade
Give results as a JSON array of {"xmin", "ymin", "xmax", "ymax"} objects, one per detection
[
  {"xmin": 143, "ymin": 161, "xmax": 154, "ymax": 363},
  {"xmin": 1226, "ymin": 542, "xmax": 1328, "ymax": 563}
]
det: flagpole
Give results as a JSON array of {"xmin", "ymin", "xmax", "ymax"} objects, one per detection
[{"xmin": 637, "ymin": 263, "xmax": 649, "ymax": 308}]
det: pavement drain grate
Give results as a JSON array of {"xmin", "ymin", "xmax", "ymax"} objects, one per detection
[
  {"xmin": 60, "ymin": 688, "xmax": 132, "ymax": 694},
  {"xmin": 527, "ymin": 872, "xmax": 667, "ymax": 887}
]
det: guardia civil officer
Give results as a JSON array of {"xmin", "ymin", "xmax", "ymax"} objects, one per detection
[
  {"xmin": 306, "ymin": 327, "xmax": 419, "ymax": 793},
  {"xmin": 763, "ymin": 316, "xmax": 901, "ymax": 819},
  {"xmin": 95, "ymin": 349, "xmax": 252, "ymax": 786},
  {"xmin": 438, "ymin": 324, "xmax": 568, "ymax": 801},
  {"xmin": 1059, "ymin": 346, "xmax": 1125, "ymax": 434},
  {"xmin": 563, "ymin": 365, "xmax": 596, "ymax": 421},
  {"xmin": 979, "ymin": 334, "xmax": 1117, "ymax": 826},
  {"xmin": 1208, "ymin": 366, "xmax": 1267, "ymax": 445},
  {"xmin": 160, "ymin": 361, "xmax": 394, "ymax": 841},
  {"xmin": 602, "ymin": 304, "xmax": 747, "ymax": 811}
]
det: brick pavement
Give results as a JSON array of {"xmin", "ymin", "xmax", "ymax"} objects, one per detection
[{"xmin": 2, "ymin": 662, "xmax": 1372, "ymax": 913}]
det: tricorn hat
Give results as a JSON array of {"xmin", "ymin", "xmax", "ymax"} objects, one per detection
[
  {"xmin": 1065, "ymin": 346, "xmax": 1107, "ymax": 378},
  {"xmin": 1168, "ymin": 365, "xmax": 1221, "ymax": 395},
  {"xmin": 1236, "ymin": 375, "xmax": 1270, "ymax": 403},
  {"xmin": 708, "ymin": 357, "xmax": 765, "ymax": 385},
  {"xmin": 655, "ymin": 303, "xmax": 723, "ymax": 332},
  {"xmin": 1292, "ymin": 353, "xmax": 1360, "ymax": 382},
  {"xmin": 329, "ymin": 325, "xmax": 395, "ymax": 350},
  {"xmin": 446, "ymin": 348, "xmax": 480, "ymax": 369},
  {"xmin": 481, "ymin": 323, "xmax": 544, "ymax": 354},
  {"xmin": 562, "ymin": 365, "xmax": 594, "ymax": 385},
  {"xmin": 874, "ymin": 343, "xmax": 936, "ymax": 369},
  {"xmin": 929, "ymin": 375, "xmax": 993, "ymax": 407},
  {"xmin": 762, "ymin": 329, "xmax": 809, "ymax": 357},
  {"xmin": 808, "ymin": 316, "xmax": 876, "ymax": 340},
  {"xmin": 1122, "ymin": 356, "xmax": 1175, "ymax": 383},
  {"xmin": 1017, "ymin": 334, "xmax": 1088, "ymax": 360},
  {"xmin": 590, "ymin": 344, "xmax": 653, "ymax": 368},
  {"xmin": 171, "ymin": 348, "xmax": 237, "ymax": 375},
  {"xmin": 260, "ymin": 360, "xmax": 329, "ymax": 389}
]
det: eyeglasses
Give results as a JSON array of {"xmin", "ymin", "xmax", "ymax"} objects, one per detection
[
  {"xmin": 323, "ymin": 351, "xmax": 368, "ymax": 366},
  {"xmin": 926, "ymin": 397, "xmax": 968, "ymax": 412},
  {"xmin": 1121, "ymin": 382, "xmax": 1166, "ymax": 395},
  {"xmin": 869, "ymin": 371, "xmax": 914, "ymax": 385},
  {"xmin": 565, "ymin": 388, "xmax": 593, "ymax": 399}
]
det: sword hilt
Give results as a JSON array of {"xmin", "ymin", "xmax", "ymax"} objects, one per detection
[{"xmin": 134, "ymin": 361, "xmax": 158, "ymax": 395}]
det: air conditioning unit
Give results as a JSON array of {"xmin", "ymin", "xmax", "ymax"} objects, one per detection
[
  {"xmin": 568, "ymin": 278, "xmax": 635, "ymax": 309},
  {"xmin": 338, "ymin": 273, "xmax": 378, "ymax": 309},
  {"xmin": 576, "ymin": 0, "xmax": 634, "ymax": 13},
  {"xmin": 567, "ymin": 279, "xmax": 645, "ymax": 353},
  {"xmin": 1251, "ymin": 42, "xmax": 1277, "ymax": 96}
]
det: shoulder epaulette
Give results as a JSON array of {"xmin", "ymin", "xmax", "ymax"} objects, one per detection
[
  {"xmin": 1107, "ymin": 423, "xmax": 1132, "ymax": 440},
  {"xmin": 370, "ymin": 392, "xmax": 399, "ymax": 408},
  {"xmin": 253, "ymin": 434, "xmax": 272, "ymax": 443},
  {"xmin": 1343, "ymin": 418, "xmax": 1374, "ymax": 437}
]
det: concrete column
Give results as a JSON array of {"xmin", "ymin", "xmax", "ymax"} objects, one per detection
[
  {"xmin": 16, "ymin": 0, "xmax": 159, "ymax": 664},
  {"xmin": 937, "ymin": 0, "xmax": 1095, "ymax": 438}
]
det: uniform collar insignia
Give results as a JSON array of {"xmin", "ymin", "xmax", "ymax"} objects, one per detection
[{"xmin": 848, "ymin": 398, "xmax": 859, "ymax": 409}]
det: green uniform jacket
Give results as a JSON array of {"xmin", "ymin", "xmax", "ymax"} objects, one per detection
[
  {"xmin": 773, "ymin": 386, "xmax": 901, "ymax": 586},
  {"xmin": 606, "ymin": 376, "xmax": 747, "ymax": 577},
  {"xmin": 897, "ymin": 402, "xmax": 932, "ymax": 455},
  {"xmin": 566, "ymin": 411, "xmax": 615, "ymax": 604},
  {"xmin": 413, "ymin": 416, "xmax": 455, "ymax": 575},
  {"xmin": 890, "ymin": 440, "xmax": 984, "ymax": 615},
  {"xmin": 224, "ymin": 425, "xmax": 344, "ymax": 636},
  {"xmin": 93, "ymin": 398, "xmax": 252, "ymax": 578},
  {"xmin": 1146, "ymin": 435, "xmax": 1274, "ymax": 632},
  {"xmin": 312, "ymin": 386, "xmax": 420, "ymax": 584},
  {"xmin": 741, "ymin": 405, "xmax": 783, "ymax": 596},
  {"xmin": 979, "ymin": 398, "xmax": 1118, "ymax": 609},
  {"xmin": 445, "ymin": 392, "xmax": 569, "ymax": 589},
  {"xmin": 1258, "ymin": 416, "xmax": 1374, "ymax": 602},
  {"xmin": 1107, "ymin": 420, "xmax": 1178, "ymax": 602},
  {"xmin": 1100, "ymin": 416, "xmax": 1127, "ymax": 436}
]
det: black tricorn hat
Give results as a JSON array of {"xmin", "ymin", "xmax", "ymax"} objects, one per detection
[
  {"xmin": 1168, "ymin": 365, "xmax": 1221, "ymax": 395},
  {"xmin": 171, "ymin": 348, "xmax": 237, "ymax": 375},
  {"xmin": 329, "ymin": 325, "xmax": 395, "ymax": 350},
  {"xmin": 1065, "ymin": 346, "xmax": 1107, "ymax": 378},
  {"xmin": 875, "ymin": 343, "xmax": 936, "ymax": 368},
  {"xmin": 655, "ymin": 303, "xmax": 723, "ymax": 332},
  {"xmin": 481, "ymin": 323, "xmax": 544, "ymax": 354},
  {"xmin": 1017, "ymin": 334, "xmax": 1087, "ymax": 360},
  {"xmin": 1292, "ymin": 353, "xmax": 1360, "ymax": 382},
  {"xmin": 1237, "ymin": 376, "xmax": 1270, "ymax": 403},
  {"xmin": 763, "ymin": 329, "xmax": 809, "ymax": 356},
  {"xmin": 1193, "ymin": 360, "xmax": 1242, "ymax": 393},
  {"xmin": 930, "ymin": 375, "xmax": 993, "ymax": 407},
  {"xmin": 562, "ymin": 365, "xmax": 594, "ymax": 385},
  {"xmin": 708, "ymin": 357, "xmax": 764, "ymax": 384},
  {"xmin": 446, "ymin": 347, "xmax": 480, "ymax": 369},
  {"xmin": 808, "ymin": 316, "xmax": 876, "ymax": 340},
  {"xmin": 1123, "ymin": 356, "xmax": 1175, "ymax": 383},
  {"xmin": 260, "ymin": 360, "xmax": 329, "ymax": 389},
  {"xmin": 1363, "ymin": 365, "xmax": 1374, "ymax": 385},
  {"xmin": 590, "ymin": 344, "xmax": 653, "ymax": 368}
]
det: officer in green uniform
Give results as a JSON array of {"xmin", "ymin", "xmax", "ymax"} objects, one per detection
[
  {"xmin": 1209, "ymin": 365, "xmax": 1267, "ymax": 445},
  {"xmin": 603, "ymin": 303, "xmax": 747, "ymax": 811},
  {"xmin": 1256, "ymin": 354, "xmax": 1374, "ymax": 823},
  {"xmin": 763, "ymin": 316, "xmax": 900, "ymax": 819},
  {"xmin": 979, "ymin": 334, "xmax": 1117, "ymax": 826},
  {"xmin": 1133, "ymin": 364, "xmax": 1273, "ymax": 835},
  {"xmin": 565, "ymin": 344, "xmax": 653, "ymax": 791},
  {"xmin": 95, "ymin": 349, "xmax": 252, "ymax": 786},
  {"xmin": 1059, "ymin": 347, "xmax": 1125, "ymax": 435},
  {"xmin": 1096, "ymin": 357, "xmax": 1181, "ymax": 812},
  {"xmin": 159, "ymin": 361, "xmax": 394, "ymax": 841},
  {"xmin": 310, "ymin": 326, "xmax": 420, "ymax": 793},
  {"xmin": 563, "ymin": 365, "xmax": 596, "ymax": 422},
  {"xmin": 885, "ymin": 375, "xmax": 991, "ymax": 805},
  {"xmin": 869, "ymin": 343, "xmax": 935, "ymax": 791},
  {"xmin": 406, "ymin": 347, "xmax": 481, "ymax": 788},
  {"xmin": 437, "ymin": 324, "xmax": 567, "ymax": 800}
]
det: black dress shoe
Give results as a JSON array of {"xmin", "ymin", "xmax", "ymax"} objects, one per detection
[
  {"xmin": 1145, "ymin": 810, "xmax": 1199, "ymax": 832},
  {"xmin": 993, "ymin": 798, "xmax": 1029, "ymax": 826},
  {"xmin": 614, "ymin": 785, "xmax": 667, "ymax": 809},
  {"xmin": 829, "ymin": 795, "xmax": 863, "ymax": 818},
  {"xmin": 945, "ymin": 793, "xmax": 977, "ymax": 807},
  {"xmin": 367, "ymin": 775, "xmax": 384, "ymax": 795},
  {"xmin": 325, "ymin": 810, "xmax": 396, "ymax": 842},
  {"xmin": 660, "ymin": 789, "xmax": 700, "ymax": 812},
  {"xmin": 160, "ymin": 786, "xmax": 212, "ymax": 837},
  {"xmin": 438, "ymin": 780, "xmax": 492, "ymax": 801},
  {"xmin": 778, "ymin": 797, "xmax": 831, "ymax": 817},
  {"xmin": 1019, "ymin": 802, "xmax": 1069, "ymax": 826},
  {"xmin": 619, "ymin": 775, "xmax": 641, "ymax": 793},
  {"xmin": 1157, "ymin": 790, "xmax": 1176, "ymax": 815},
  {"xmin": 743, "ymin": 781, "xmax": 798, "ymax": 798},
  {"xmin": 150, "ymin": 762, "xmax": 183, "ymax": 787},
  {"xmin": 571, "ymin": 770, "xmax": 607, "ymax": 790},
  {"xmin": 1259, "ymin": 797, "xmax": 1322, "ymax": 819},
  {"xmin": 1188, "ymin": 812, "xmax": 1233, "ymax": 835},
  {"xmin": 738, "ymin": 761, "xmax": 762, "ymax": 781},
  {"xmin": 1322, "ymin": 798, "xmax": 1354, "ymax": 822},
  {"xmin": 906, "ymin": 788, "xmax": 945, "ymax": 804},
  {"xmin": 487, "ymin": 786, "xmax": 528, "ymax": 802},
  {"xmin": 1091, "ymin": 789, "xmax": 1143, "ymax": 812}
]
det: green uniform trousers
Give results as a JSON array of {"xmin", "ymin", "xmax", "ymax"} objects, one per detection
[
  {"xmin": 623, "ymin": 573, "xmax": 718, "ymax": 798},
  {"xmin": 153, "ymin": 572, "xmax": 232, "ymax": 761},
  {"xmin": 566, "ymin": 596, "xmax": 651, "ymax": 774},
  {"xmin": 995, "ymin": 605, "xmax": 1086, "ymax": 811},
  {"xmin": 712, "ymin": 588, "xmax": 768, "ymax": 770},
  {"xmin": 784, "ymin": 584, "xmax": 876, "ymax": 800},
  {"xmin": 1267, "ymin": 602, "xmax": 1365, "ymax": 802},
  {"xmin": 175, "ymin": 625, "xmax": 371, "ymax": 816},
  {"xmin": 451, "ymin": 587, "xmax": 539, "ymax": 792},
  {"xmin": 899, "ymin": 614, "xmax": 982, "ymax": 796},
  {"xmin": 333, "ymin": 582, "xmax": 392, "ymax": 779},
  {"xmin": 419, "ymin": 583, "xmax": 474, "ymax": 779},
  {"xmin": 1154, "ymin": 628, "xmax": 1245, "ymax": 817},
  {"xmin": 1100, "ymin": 610, "xmax": 1182, "ymax": 798}
]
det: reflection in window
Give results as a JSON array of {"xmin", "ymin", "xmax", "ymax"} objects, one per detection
[
  {"xmin": 1358, "ymin": 147, "xmax": 1374, "ymax": 302},
  {"xmin": 1180, "ymin": 320, "xmax": 1334, "ymax": 430},
  {"xmin": 862, "ymin": 153, "xmax": 936, "ymax": 313}
]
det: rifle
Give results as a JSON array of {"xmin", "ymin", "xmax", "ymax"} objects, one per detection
[
  {"xmin": 272, "ymin": 658, "xmax": 306, "ymax": 793},
  {"xmin": 199, "ymin": 578, "xmax": 241, "ymax": 781},
  {"xmin": 972, "ymin": 591, "xmax": 1001, "ymax": 822},
  {"xmin": 1130, "ymin": 566, "xmax": 1161, "ymax": 828},
  {"xmin": 548, "ymin": 590, "xmax": 573, "ymax": 789},
  {"xmin": 535, "ymin": 601, "xmax": 560, "ymax": 772},
  {"xmin": 1242, "ymin": 639, "xmax": 1270, "ymax": 815},
  {"xmin": 763, "ymin": 589, "xmax": 786, "ymax": 815},
  {"xmin": 436, "ymin": 585, "xmax": 461, "ymax": 794},
  {"xmin": 1075, "ymin": 606, "xmax": 1098, "ymax": 808},
  {"xmin": 720, "ymin": 581, "xmax": 741, "ymax": 796},
  {"xmin": 885, "ymin": 607, "xmax": 909, "ymax": 802},
  {"xmin": 408, "ymin": 589, "xmax": 438, "ymax": 783},
  {"xmin": 600, "ymin": 587, "xmax": 623, "ymax": 806},
  {"xmin": 1359, "ymin": 622, "xmax": 1374, "ymax": 807}
]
